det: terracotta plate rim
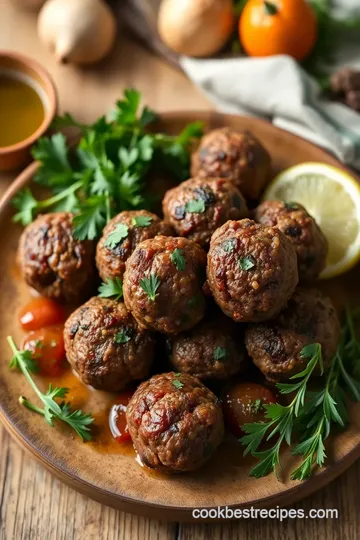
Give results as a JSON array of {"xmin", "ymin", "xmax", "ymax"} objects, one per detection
[{"xmin": 1, "ymin": 111, "xmax": 360, "ymax": 521}]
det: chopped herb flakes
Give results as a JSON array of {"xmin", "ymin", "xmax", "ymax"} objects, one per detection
[
  {"xmin": 250, "ymin": 399, "xmax": 263, "ymax": 415},
  {"xmin": 140, "ymin": 274, "xmax": 161, "ymax": 302},
  {"xmin": 172, "ymin": 377, "xmax": 184, "ymax": 390},
  {"xmin": 284, "ymin": 201, "xmax": 299, "ymax": 211},
  {"xmin": 132, "ymin": 215, "xmax": 153, "ymax": 228},
  {"xmin": 115, "ymin": 329, "xmax": 132, "ymax": 344},
  {"xmin": 104, "ymin": 223, "xmax": 129, "ymax": 249},
  {"xmin": 239, "ymin": 256, "xmax": 255, "ymax": 271},
  {"xmin": 184, "ymin": 199, "xmax": 205, "ymax": 213},
  {"xmin": 214, "ymin": 347, "xmax": 226, "ymax": 360},
  {"xmin": 222, "ymin": 238, "xmax": 237, "ymax": 253},
  {"xmin": 170, "ymin": 248, "xmax": 186, "ymax": 271}
]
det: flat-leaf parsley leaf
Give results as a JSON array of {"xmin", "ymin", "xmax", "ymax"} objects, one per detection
[
  {"xmin": 98, "ymin": 278, "xmax": 123, "ymax": 301},
  {"xmin": 185, "ymin": 199, "xmax": 205, "ymax": 213},
  {"xmin": 170, "ymin": 248, "xmax": 186, "ymax": 271},
  {"xmin": 104, "ymin": 224, "xmax": 129, "ymax": 249},
  {"xmin": 132, "ymin": 215, "xmax": 153, "ymax": 228},
  {"xmin": 239, "ymin": 256, "xmax": 255, "ymax": 271},
  {"xmin": 140, "ymin": 274, "xmax": 161, "ymax": 302}
]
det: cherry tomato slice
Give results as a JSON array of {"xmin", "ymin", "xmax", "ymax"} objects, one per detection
[
  {"xmin": 22, "ymin": 326, "xmax": 66, "ymax": 377},
  {"xmin": 109, "ymin": 390, "xmax": 133, "ymax": 444},
  {"xmin": 222, "ymin": 382, "xmax": 277, "ymax": 438},
  {"xmin": 19, "ymin": 298, "xmax": 65, "ymax": 332}
]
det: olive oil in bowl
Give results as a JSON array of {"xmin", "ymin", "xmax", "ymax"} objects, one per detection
[{"xmin": 0, "ymin": 71, "xmax": 46, "ymax": 148}]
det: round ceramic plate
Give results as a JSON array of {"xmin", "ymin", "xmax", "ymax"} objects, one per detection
[{"xmin": 1, "ymin": 112, "xmax": 360, "ymax": 522}]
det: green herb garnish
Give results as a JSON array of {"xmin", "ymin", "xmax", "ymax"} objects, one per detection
[
  {"xmin": 241, "ymin": 308, "xmax": 360, "ymax": 480},
  {"xmin": 239, "ymin": 256, "xmax": 255, "ymax": 271},
  {"xmin": 115, "ymin": 329, "xmax": 132, "ymax": 344},
  {"xmin": 132, "ymin": 215, "xmax": 153, "ymax": 228},
  {"xmin": 170, "ymin": 248, "xmax": 186, "ymax": 271},
  {"xmin": 172, "ymin": 377, "xmax": 184, "ymax": 390},
  {"xmin": 12, "ymin": 89, "xmax": 203, "ymax": 240},
  {"xmin": 98, "ymin": 277, "xmax": 123, "ymax": 301},
  {"xmin": 284, "ymin": 202, "xmax": 299, "ymax": 211},
  {"xmin": 139, "ymin": 274, "xmax": 161, "ymax": 302},
  {"xmin": 214, "ymin": 347, "xmax": 227, "ymax": 361},
  {"xmin": 250, "ymin": 399, "xmax": 263, "ymax": 415},
  {"xmin": 104, "ymin": 224, "xmax": 129, "ymax": 249},
  {"xmin": 8, "ymin": 337, "xmax": 94, "ymax": 441},
  {"xmin": 184, "ymin": 199, "xmax": 205, "ymax": 213},
  {"xmin": 223, "ymin": 239, "xmax": 237, "ymax": 253}
]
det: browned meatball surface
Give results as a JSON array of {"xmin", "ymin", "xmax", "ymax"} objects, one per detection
[
  {"xmin": 96, "ymin": 210, "xmax": 173, "ymax": 282},
  {"xmin": 167, "ymin": 312, "xmax": 246, "ymax": 380},
  {"xmin": 126, "ymin": 372, "xmax": 224, "ymax": 473},
  {"xmin": 207, "ymin": 219, "xmax": 298, "ymax": 322},
  {"xmin": 162, "ymin": 177, "xmax": 248, "ymax": 248},
  {"xmin": 123, "ymin": 236, "xmax": 207, "ymax": 334},
  {"xmin": 191, "ymin": 128, "xmax": 271, "ymax": 200},
  {"xmin": 18, "ymin": 212, "xmax": 95, "ymax": 303},
  {"xmin": 255, "ymin": 200, "xmax": 328, "ymax": 282},
  {"xmin": 245, "ymin": 289, "xmax": 340, "ymax": 382},
  {"xmin": 64, "ymin": 297, "xmax": 155, "ymax": 391}
]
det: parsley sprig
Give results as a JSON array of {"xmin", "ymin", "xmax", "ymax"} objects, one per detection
[
  {"xmin": 12, "ymin": 89, "xmax": 203, "ymax": 240},
  {"xmin": 140, "ymin": 274, "xmax": 161, "ymax": 302},
  {"xmin": 241, "ymin": 308, "xmax": 360, "ymax": 480},
  {"xmin": 8, "ymin": 337, "xmax": 94, "ymax": 441},
  {"xmin": 98, "ymin": 277, "xmax": 123, "ymax": 301}
]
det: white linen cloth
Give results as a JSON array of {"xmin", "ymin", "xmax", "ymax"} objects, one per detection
[{"xmin": 180, "ymin": 1, "xmax": 360, "ymax": 168}]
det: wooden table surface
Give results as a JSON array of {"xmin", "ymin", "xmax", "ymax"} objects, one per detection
[{"xmin": 0, "ymin": 1, "xmax": 359, "ymax": 538}]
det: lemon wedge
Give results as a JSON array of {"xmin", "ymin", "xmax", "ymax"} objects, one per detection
[{"xmin": 262, "ymin": 162, "xmax": 360, "ymax": 279}]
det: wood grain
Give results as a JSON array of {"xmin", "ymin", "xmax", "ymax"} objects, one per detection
[{"xmin": 0, "ymin": 0, "xmax": 359, "ymax": 538}]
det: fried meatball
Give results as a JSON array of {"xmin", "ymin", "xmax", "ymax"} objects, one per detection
[
  {"xmin": 255, "ymin": 200, "xmax": 328, "ymax": 281},
  {"xmin": 191, "ymin": 128, "xmax": 271, "ymax": 200},
  {"xmin": 18, "ymin": 212, "xmax": 95, "ymax": 303},
  {"xmin": 126, "ymin": 372, "xmax": 224, "ymax": 473},
  {"xmin": 245, "ymin": 289, "xmax": 340, "ymax": 382},
  {"xmin": 123, "ymin": 236, "xmax": 207, "ymax": 334},
  {"xmin": 162, "ymin": 177, "xmax": 248, "ymax": 248},
  {"xmin": 64, "ymin": 297, "xmax": 155, "ymax": 391},
  {"xmin": 167, "ymin": 312, "xmax": 246, "ymax": 380},
  {"xmin": 207, "ymin": 219, "xmax": 298, "ymax": 322},
  {"xmin": 96, "ymin": 210, "xmax": 173, "ymax": 282}
]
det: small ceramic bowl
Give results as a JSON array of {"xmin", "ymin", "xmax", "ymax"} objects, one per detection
[{"xmin": 0, "ymin": 51, "xmax": 57, "ymax": 172}]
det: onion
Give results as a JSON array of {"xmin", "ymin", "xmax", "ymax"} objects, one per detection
[
  {"xmin": 157, "ymin": 0, "xmax": 234, "ymax": 58},
  {"xmin": 37, "ymin": 0, "xmax": 117, "ymax": 65}
]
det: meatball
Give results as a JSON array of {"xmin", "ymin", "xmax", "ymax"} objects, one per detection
[
  {"xmin": 255, "ymin": 200, "xmax": 328, "ymax": 281},
  {"xmin": 191, "ymin": 128, "xmax": 271, "ymax": 200},
  {"xmin": 123, "ymin": 236, "xmax": 207, "ymax": 334},
  {"xmin": 64, "ymin": 297, "xmax": 155, "ymax": 391},
  {"xmin": 167, "ymin": 312, "xmax": 246, "ymax": 380},
  {"xmin": 245, "ymin": 289, "xmax": 340, "ymax": 382},
  {"xmin": 162, "ymin": 177, "xmax": 248, "ymax": 248},
  {"xmin": 206, "ymin": 219, "xmax": 298, "ymax": 322},
  {"xmin": 222, "ymin": 382, "xmax": 277, "ymax": 437},
  {"xmin": 126, "ymin": 372, "xmax": 224, "ymax": 473},
  {"xmin": 18, "ymin": 212, "xmax": 95, "ymax": 303},
  {"xmin": 96, "ymin": 210, "xmax": 173, "ymax": 282}
]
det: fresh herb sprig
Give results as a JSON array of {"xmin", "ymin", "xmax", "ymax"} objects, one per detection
[
  {"xmin": 241, "ymin": 308, "xmax": 360, "ymax": 480},
  {"xmin": 98, "ymin": 278, "xmax": 123, "ymax": 301},
  {"xmin": 8, "ymin": 337, "xmax": 94, "ymax": 441},
  {"xmin": 12, "ymin": 89, "xmax": 203, "ymax": 240}
]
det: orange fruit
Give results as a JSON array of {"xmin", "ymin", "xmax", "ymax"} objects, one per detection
[{"xmin": 239, "ymin": 0, "xmax": 317, "ymax": 61}]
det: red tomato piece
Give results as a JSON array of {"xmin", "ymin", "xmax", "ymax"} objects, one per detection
[
  {"xmin": 22, "ymin": 326, "xmax": 66, "ymax": 377},
  {"xmin": 222, "ymin": 382, "xmax": 277, "ymax": 438},
  {"xmin": 109, "ymin": 390, "xmax": 133, "ymax": 444},
  {"xmin": 19, "ymin": 298, "xmax": 65, "ymax": 331}
]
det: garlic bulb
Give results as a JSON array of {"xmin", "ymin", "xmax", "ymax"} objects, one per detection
[
  {"xmin": 38, "ymin": 0, "xmax": 117, "ymax": 65},
  {"xmin": 158, "ymin": 0, "xmax": 234, "ymax": 58}
]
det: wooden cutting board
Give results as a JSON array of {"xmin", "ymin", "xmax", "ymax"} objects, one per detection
[{"xmin": 111, "ymin": 0, "xmax": 181, "ymax": 68}]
